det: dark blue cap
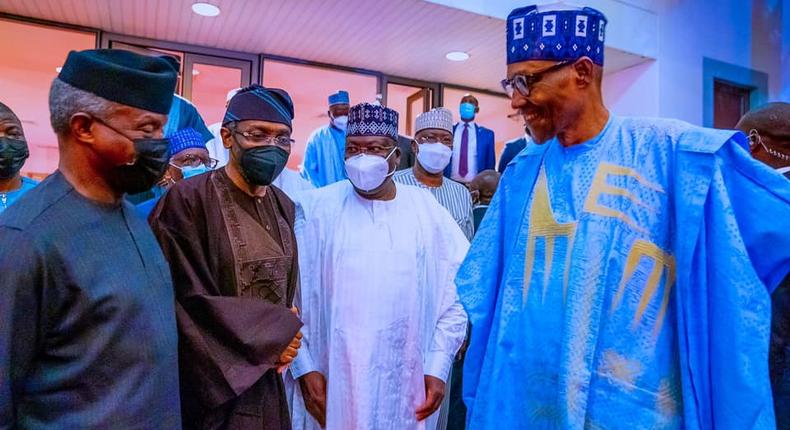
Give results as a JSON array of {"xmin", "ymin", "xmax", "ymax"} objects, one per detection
[
  {"xmin": 223, "ymin": 84, "xmax": 295, "ymax": 129},
  {"xmin": 58, "ymin": 49, "xmax": 178, "ymax": 114}
]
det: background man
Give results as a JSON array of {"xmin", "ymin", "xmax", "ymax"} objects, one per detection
[
  {"xmin": 737, "ymin": 102, "xmax": 790, "ymax": 429},
  {"xmin": 301, "ymin": 90, "xmax": 350, "ymax": 187},
  {"xmin": 394, "ymin": 107, "xmax": 474, "ymax": 240},
  {"xmin": 136, "ymin": 126, "xmax": 215, "ymax": 216},
  {"xmin": 468, "ymin": 169, "xmax": 500, "ymax": 232},
  {"xmin": 0, "ymin": 102, "xmax": 37, "ymax": 213},
  {"xmin": 445, "ymin": 94, "xmax": 495, "ymax": 183}
]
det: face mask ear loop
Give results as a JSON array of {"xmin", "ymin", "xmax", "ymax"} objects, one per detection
[{"xmin": 383, "ymin": 146, "xmax": 398, "ymax": 178}]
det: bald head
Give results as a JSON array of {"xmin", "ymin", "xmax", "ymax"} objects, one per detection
[
  {"xmin": 0, "ymin": 102, "xmax": 24, "ymax": 140},
  {"xmin": 736, "ymin": 102, "xmax": 790, "ymax": 169},
  {"xmin": 0, "ymin": 102, "xmax": 21, "ymax": 124},
  {"xmin": 471, "ymin": 169, "xmax": 500, "ymax": 205},
  {"xmin": 736, "ymin": 102, "xmax": 790, "ymax": 136}
]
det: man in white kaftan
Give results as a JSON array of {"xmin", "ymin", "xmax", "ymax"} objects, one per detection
[{"xmin": 288, "ymin": 103, "xmax": 468, "ymax": 430}]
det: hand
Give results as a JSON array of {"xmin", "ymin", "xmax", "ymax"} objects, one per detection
[
  {"xmin": 299, "ymin": 371, "xmax": 327, "ymax": 428},
  {"xmin": 415, "ymin": 375, "xmax": 445, "ymax": 421},
  {"xmin": 277, "ymin": 307, "xmax": 303, "ymax": 373}
]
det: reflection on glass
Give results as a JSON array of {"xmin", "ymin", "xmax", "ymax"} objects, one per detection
[
  {"xmin": 0, "ymin": 19, "xmax": 96, "ymax": 177},
  {"xmin": 386, "ymin": 83, "xmax": 432, "ymax": 138},
  {"xmin": 190, "ymin": 63, "xmax": 243, "ymax": 127},
  {"xmin": 263, "ymin": 60, "xmax": 378, "ymax": 169}
]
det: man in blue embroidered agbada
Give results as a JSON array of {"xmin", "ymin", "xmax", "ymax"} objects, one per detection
[{"xmin": 457, "ymin": 4, "xmax": 790, "ymax": 429}]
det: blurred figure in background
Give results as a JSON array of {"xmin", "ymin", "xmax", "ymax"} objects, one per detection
[
  {"xmin": 301, "ymin": 90, "xmax": 350, "ymax": 187},
  {"xmin": 446, "ymin": 94, "xmax": 495, "ymax": 183},
  {"xmin": 737, "ymin": 102, "xmax": 790, "ymax": 429},
  {"xmin": 0, "ymin": 102, "xmax": 37, "ymax": 213},
  {"xmin": 468, "ymin": 169, "xmax": 500, "ymax": 232},
  {"xmin": 135, "ymin": 127, "xmax": 215, "ymax": 217}
]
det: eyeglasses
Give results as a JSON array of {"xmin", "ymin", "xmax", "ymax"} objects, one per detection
[
  {"xmin": 415, "ymin": 135, "xmax": 453, "ymax": 145},
  {"xmin": 748, "ymin": 129, "xmax": 790, "ymax": 162},
  {"xmin": 232, "ymin": 129, "xmax": 295, "ymax": 147},
  {"xmin": 346, "ymin": 144, "xmax": 396, "ymax": 157},
  {"xmin": 170, "ymin": 155, "xmax": 219, "ymax": 169},
  {"xmin": 501, "ymin": 60, "xmax": 573, "ymax": 98}
]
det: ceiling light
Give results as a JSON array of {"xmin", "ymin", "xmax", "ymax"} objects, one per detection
[
  {"xmin": 445, "ymin": 51, "xmax": 470, "ymax": 62},
  {"xmin": 192, "ymin": 2, "xmax": 220, "ymax": 17}
]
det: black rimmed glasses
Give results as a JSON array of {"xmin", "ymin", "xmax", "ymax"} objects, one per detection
[{"xmin": 501, "ymin": 60, "xmax": 574, "ymax": 98}]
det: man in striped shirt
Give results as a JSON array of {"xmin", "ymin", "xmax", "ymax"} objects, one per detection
[{"xmin": 394, "ymin": 107, "xmax": 474, "ymax": 240}]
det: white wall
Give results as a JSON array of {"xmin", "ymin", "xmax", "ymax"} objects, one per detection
[
  {"xmin": 655, "ymin": 0, "xmax": 784, "ymax": 124},
  {"xmin": 603, "ymin": 60, "xmax": 659, "ymax": 117},
  {"xmin": 425, "ymin": 0, "xmax": 787, "ymax": 124}
]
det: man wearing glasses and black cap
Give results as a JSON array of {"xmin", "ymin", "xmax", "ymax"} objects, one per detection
[{"xmin": 149, "ymin": 84, "xmax": 303, "ymax": 429}]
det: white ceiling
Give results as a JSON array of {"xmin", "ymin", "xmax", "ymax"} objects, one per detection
[{"xmin": 0, "ymin": 0, "xmax": 650, "ymax": 93}]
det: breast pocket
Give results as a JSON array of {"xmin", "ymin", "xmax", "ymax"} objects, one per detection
[{"xmin": 238, "ymin": 256, "xmax": 291, "ymax": 305}]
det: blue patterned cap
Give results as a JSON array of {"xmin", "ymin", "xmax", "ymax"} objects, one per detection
[
  {"xmin": 507, "ymin": 5, "xmax": 607, "ymax": 65},
  {"xmin": 168, "ymin": 127, "xmax": 206, "ymax": 155},
  {"xmin": 328, "ymin": 90, "xmax": 350, "ymax": 106},
  {"xmin": 347, "ymin": 103, "xmax": 399, "ymax": 142}
]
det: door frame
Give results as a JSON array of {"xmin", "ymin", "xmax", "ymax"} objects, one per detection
[
  {"xmin": 100, "ymin": 32, "xmax": 260, "ymax": 98},
  {"xmin": 181, "ymin": 53, "xmax": 252, "ymax": 101}
]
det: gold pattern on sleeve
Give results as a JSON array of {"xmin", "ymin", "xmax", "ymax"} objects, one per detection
[
  {"xmin": 610, "ymin": 239, "xmax": 676, "ymax": 337},
  {"xmin": 523, "ymin": 169, "xmax": 577, "ymax": 304},
  {"xmin": 598, "ymin": 349, "xmax": 644, "ymax": 389},
  {"xmin": 582, "ymin": 163, "xmax": 664, "ymax": 236}
]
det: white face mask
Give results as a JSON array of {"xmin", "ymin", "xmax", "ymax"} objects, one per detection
[
  {"xmin": 416, "ymin": 142, "xmax": 452, "ymax": 174},
  {"xmin": 332, "ymin": 115, "xmax": 348, "ymax": 131},
  {"xmin": 345, "ymin": 148, "xmax": 396, "ymax": 192}
]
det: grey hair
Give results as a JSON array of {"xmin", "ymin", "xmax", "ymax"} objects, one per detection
[{"xmin": 48, "ymin": 78, "xmax": 118, "ymax": 136}]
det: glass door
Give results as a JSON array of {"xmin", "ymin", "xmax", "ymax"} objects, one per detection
[
  {"xmin": 183, "ymin": 54, "xmax": 252, "ymax": 127},
  {"xmin": 384, "ymin": 80, "xmax": 438, "ymax": 138}
]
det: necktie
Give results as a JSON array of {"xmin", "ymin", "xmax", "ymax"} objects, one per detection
[{"xmin": 459, "ymin": 123, "xmax": 469, "ymax": 178}]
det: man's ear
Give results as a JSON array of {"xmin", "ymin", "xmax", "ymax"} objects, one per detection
[
  {"xmin": 393, "ymin": 146, "xmax": 402, "ymax": 167},
  {"xmin": 221, "ymin": 127, "xmax": 233, "ymax": 149},
  {"xmin": 411, "ymin": 140, "xmax": 418, "ymax": 155},
  {"xmin": 69, "ymin": 113, "xmax": 96, "ymax": 145},
  {"xmin": 573, "ymin": 57, "xmax": 595, "ymax": 88}
]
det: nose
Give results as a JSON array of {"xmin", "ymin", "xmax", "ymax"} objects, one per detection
[{"xmin": 510, "ymin": 91, "xmax": 528, "ymax": 111}]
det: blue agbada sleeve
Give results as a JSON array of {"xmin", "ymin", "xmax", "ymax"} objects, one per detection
[
  {"xmin": 675, "ymin": 133, "xmax": 790, "ymax": 429},
  {"xmin": 717, "ymin": 139, "xmax": 790, "ymax": 291},
  {"xmin": 455, "ymin": 176, "xmax": 506, "ymax": 414}
]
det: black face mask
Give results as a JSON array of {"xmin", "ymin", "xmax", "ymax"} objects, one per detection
[
  {"xmin": 0, "ymin": 136, "xmax": 30, "ymax": 179},
  {"xmin": 106, "ymin": 137, "xmax": 171, "ymax": 194},
  {"xmin": 94, "ymin": 118, "xmax": 171, "ymax": 194},
  {"xmin": 238, "ymin": 145, "xmax": 288, "ymax": 186}
]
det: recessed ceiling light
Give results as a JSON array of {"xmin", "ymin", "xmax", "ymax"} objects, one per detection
[
  {"xmin": 192, "ymin": 2, "xmax": 220, "ymax": 17},
  {"xmin": 445, "ymin": 51, "xmax": 470, "ymax": 62},
  {"xmin": 55, "ymin": 67, "xmax": 62, "ymax": 73},
  {"xmin": 192, "ymin": 69, "xmax": 200, "ymax": 76}
]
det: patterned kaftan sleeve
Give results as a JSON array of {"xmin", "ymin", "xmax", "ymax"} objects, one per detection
[
  {"xmin": 675, "ymin": 134, "xmax": 790, "ymax": 429},
  {"xmin": 289, "ymin": 196, "xmax": 321, "ymax": 378},
  {"xmin": 454, "ymin": 174, "xmax": 507, "ymax": 413},
  {"xmin": 424, "ymin": 202, "xmax": 470, "ymax": 382}
]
